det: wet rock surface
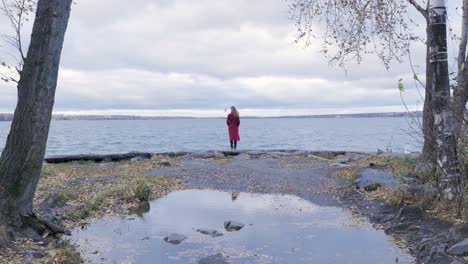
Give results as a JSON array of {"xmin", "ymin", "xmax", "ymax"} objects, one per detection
[
  {"xmin": 163, "ymin": 233, "xmax": 187, "ymax": 245},
  {"xmin": 334, "ymin": 152, "xmax": 368, "ymax": 164},
  {"xmin": 198, "ymin": 253, "xmax": 229, "ymax": 264},
  {"xmin": 196, "ymin": 228, "xmax": 223, "ymax": 237},
  {"xmin": 45, "ymin": 152, "xmax": 152, "ymax": 163},
  {"xmin": 223, "ymin": 221, "xmax": 244, "ymax": 232},
  {"xmin": 148, "ymin": 151, "xmax": 340, "ymax": 206},
  {"xmin": 343, "ymin": 186, "xmax": 465, "ymax": 264},
  {"xmin": 446, "ymin": 239, "xmax": 468, "ymax": 256}
]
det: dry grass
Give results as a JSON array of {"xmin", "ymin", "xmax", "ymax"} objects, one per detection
[
  {"xmin": 335, "ymin": 154, "xmax": 465, "ymax": 222},
  {"xmin": 35, "ymin": 155, "xmax": 183, "ymax": 226},
  {"xmin": 313, "ymin": 151, "xmax": 340, "ymax": 160},
  {"xmin": 333, "ymin": 167, "xmax": 360, "ymax": 181},
  {"xmin": 334, "ymin": 154, "xmax": 417, "ymax": 182},
  {"xmin": 0, "ymin": 225, "xmax": 10, "ymax": 247},
  {"xmin": 42, "ymin": 240, "xmax": 83, "ymax": 264},
  {"xmin": 364, "ymin": 187, "xmax": 412, "ymax": 206},
  {"xmin": 353, "ymin": 155, "xmax": 417, "ymax": 176},
  {"xmin": 359, "ymin": 183, "xmax": 462, "ymax": 223}
]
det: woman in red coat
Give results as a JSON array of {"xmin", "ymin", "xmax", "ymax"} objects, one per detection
[{"xmin": 226, "ymin": 106, "xmax": 240, "ymax": 150}]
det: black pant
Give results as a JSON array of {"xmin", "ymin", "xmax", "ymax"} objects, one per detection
[{"xmin": 230, "ymin": 141, "xmax": 237, "ymax": 150}]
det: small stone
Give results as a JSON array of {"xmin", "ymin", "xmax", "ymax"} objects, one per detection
[
  {"xmin": 197, "ymin": 229, "xmax": 223, "ymax": 237},
  {"xmin": 163, "ymin": 233, "xmax": 187, "ymax": 245},
  {"xmin": 130, "ymin": 156, "xmax": 145, "ymax": 162},
  {"xmin": 159, "ymin": 161, "xmax": 172, "ymax": 167},
  {"xmin": 224, "ymin": 221, "xmax": 244, "ymax": 232},
  {"xmin": 364, "ymin": 183, "xmax": 382, "ymax": 192},
  {"xmin": 401, "ymin": 176, "xmax": 417, "ymax": 184},
  {"xmin": 198, "ymin": 254, "xmax": 229, "ymax": 264},
  {"xmin": 384, "ymin": 222, "xmax": 412, "ymax": 233},
  {"xmin": 31, "ymin": 250, "xmax": 46, "ymax": 258},
  {"xmin": 394, "ymin": 206, "xmax": 424, "ymax": 220},
  {"xmin": 447, "ymin": 238, "xmax": 468, "ymax": 256}
]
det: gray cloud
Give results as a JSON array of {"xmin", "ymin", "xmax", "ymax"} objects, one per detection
[{"xmin": 0, "ymin": 0, "xmax": 438, "ymax": 115}]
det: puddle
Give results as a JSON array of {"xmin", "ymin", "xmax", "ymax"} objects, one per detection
[{"xmin": 72, "ymin": 190, "xmax": 413, "ymax": 264}]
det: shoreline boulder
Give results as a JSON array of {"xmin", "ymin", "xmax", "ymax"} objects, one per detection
[{"xmin": 355, "ymin": 168, "xmax": 400, "ymax": 191}]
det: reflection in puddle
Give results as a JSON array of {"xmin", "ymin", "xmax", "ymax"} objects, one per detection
[{"xmin": 72, "ymin": 190, "xmax": 412, "ymax": 263}]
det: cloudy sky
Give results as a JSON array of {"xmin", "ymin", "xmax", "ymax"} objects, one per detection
[{"xmin": 0, "ymin": 0, "xmax": 461, "ymax": 117}]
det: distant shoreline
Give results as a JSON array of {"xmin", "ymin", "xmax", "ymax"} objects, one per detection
[{"xmin": 0, "ymin": 111, "xmax": 422, "ymax": 122}]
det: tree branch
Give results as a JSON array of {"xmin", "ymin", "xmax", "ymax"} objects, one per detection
[
  {"xmin": 0, "ymin": 0, "xmax": 34, "ymax": 65},
  {"xmin": 407, "ymin": 0, "xmax": 428, "ymax": 19},
  {"xmin": 0, "ymin": 0, "xmax": 36, "ymax": 83}
]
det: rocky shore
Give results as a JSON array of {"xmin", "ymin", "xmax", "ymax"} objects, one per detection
[
  {"xmin": 1, "ymin": 150, "xmax": 466, "ymax": 263},
  {"xmin": 335, "ymin": 154, "xmax": 467, "ymax": 264}
]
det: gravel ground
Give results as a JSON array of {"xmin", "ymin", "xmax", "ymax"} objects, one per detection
[{"xmin": 149, "ymin": 151, "xmax": 344, "ymax": 207}]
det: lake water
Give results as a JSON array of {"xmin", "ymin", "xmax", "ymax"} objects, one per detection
[
  {"xmin": 0, "ymin": 117, "xmax": 421, "ymax": 156},
  {"xmin": 72, "ymin": 190, "xmax": 412, "ymax": 264}
]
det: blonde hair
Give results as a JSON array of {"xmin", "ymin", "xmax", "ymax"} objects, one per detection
[{"xmin": 231, "ymin": 106, "xmax": 239, "ymax": 118}]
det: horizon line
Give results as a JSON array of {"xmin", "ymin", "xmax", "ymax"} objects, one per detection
[
  {"xmin": 0, "ymin": 110, "xmax": 422, "ymax": 120},
  {"xmin": 0, "ymin": 105, "xmax": 422, "ymax": 118}
]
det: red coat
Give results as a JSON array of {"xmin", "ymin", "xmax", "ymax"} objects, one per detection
[{"xmin": 226, "ymin": 113, "xmax": 240, "ymax": 141}]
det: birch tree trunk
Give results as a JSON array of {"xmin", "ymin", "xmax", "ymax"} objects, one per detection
[
  {"xmin": 0, "ymin": 0, "xmax": 72, "ymax": 227},
  {"xmin": 455, "ymin": 0, "xmax": 468, "ymax": 140},
  {"xmin": 428, "ymin": 0, "xmax": 461, "ymax": 202},
  {"xmin": 422, "ymin": 22, "xmax": 437, "ymax": 164}
]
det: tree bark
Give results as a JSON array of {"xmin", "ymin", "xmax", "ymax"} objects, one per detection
[
  {"xmin": 428, "ymin": 0, "xmax": 461, "ymax": 202},
  {"xmin": 0, "ymin": 0, "xmax": 72, "ymax": 227},
  {"xmin": 421, "ymin": 20, "xmax": 437, "ymax": 164},
  {"xmin": 455, "ymin": 0, "xmax": 468, "ymax": 140}
]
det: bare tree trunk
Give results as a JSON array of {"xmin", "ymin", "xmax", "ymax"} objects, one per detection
[
  {"xmin": 421, "ymin": 22, "xmax": 437, "ymax": 164},
  {"xmin": 428, "ymin": 0, "xmax": 461, "ymax": 202},
  {"xmin": 455, "ymin": 0, "xmax": 468, "ymax": 140},
  {"xmin": 0, "ymin": 0, "xmax": 72, "ymax": 227}
]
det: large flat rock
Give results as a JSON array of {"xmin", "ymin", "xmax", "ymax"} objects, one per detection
[
  {"xmin": 147, "ymin": 153, "xmax": 338, "ymax": 206},
  {"xmin": 355, "ymin": 168, "xmax": 400, "ymax": 191},
  {"xmin": 447, "ymin": 239, "xmax": 468, "ymax": 256},
  {"xmin": 45, "ymin": 152, "xmax": 152, "ymax": 163}
]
